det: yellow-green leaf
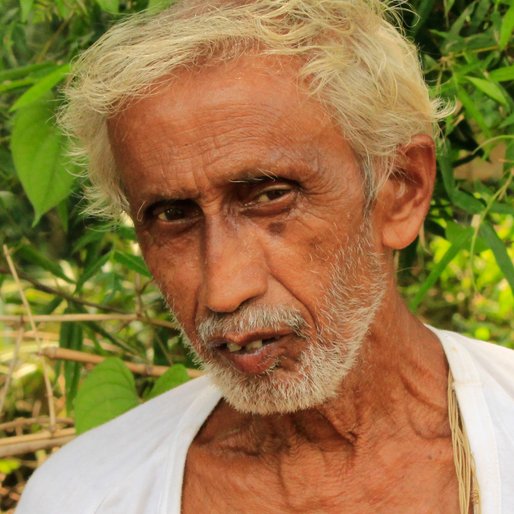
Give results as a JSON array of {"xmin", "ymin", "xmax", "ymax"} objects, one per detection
[
  {"xmin": 74, "ymin": 358, "xmax": 139, "ymax": 434},
  {"xmin": 10, "ymin": 100, "xmax": 76, "ymax": 225},
  {"xmin": 466, "ymin": 76, "xmax": 508, "ymax": 106},
  {"xmin": 146, "ymin": 364, "xmax": 190, "ymax": 401},
  {"xmin": 11, "ymin": 64, "xmax": 70, "ymax": 111}
]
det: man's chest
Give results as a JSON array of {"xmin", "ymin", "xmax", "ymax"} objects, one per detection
[{"xmin": 181, "ymin": 437, "xmax": 460, "ymax": 513}]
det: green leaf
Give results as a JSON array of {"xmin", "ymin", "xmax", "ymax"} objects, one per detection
[
  {"xmin": 0, "ymin": 62, "xmax": 55, "ymax": 82},
  {"xmin": 455, "ymin": 82, "xmax": 491, "ymax": 136},
  {"xmin": 410, "ymin": 0, "xmax": 437, "ymax": 36},
  {"xmin": 147, "ymin": 0, "xmax": 173, "ymax": 11},
  {"xmin": 16, "ymin": 245, "xmax": 74, "ymax": 283},
  {"xmin": 95, "ymin": 0, "xmax": 119, "ymax": 13},
  {"xmin": 499, "ymin": 2, "xmax": 514, "ymax": 50},
  {"xmin": 489, "ymin": 65, "xmax": 514, "ymax": 82},
  {"xmin": 466, "ymin": 76, "xmax": 508, "ymax": 106},
  {"xmin": 19, "ymin": 0, "xmax": 35, "ymax": 22},
  {"xmin": 74, "ymin": 358, "xmax": 139, "ymax": 434},
  {"xmin": 76, "ymin": 251, "xmax": 110, "ymax": 290},
  {"xmin": 451, "ymin": 190, "xmax": 484, "ymax": 215},
  {"xmin": 146, "ymin": 364, "xmax": 190, "ymax": 400},
  {"xmin": 479, "ymin": 223, "xmax": 514, "ymax": 294},
  {"xmin": 437, "ymin": 151, "xmax": 455, "ymax": 196},
  {"xmin": 446, "ymin": 221, "xmax": 487, "ymax": 253},
  {"xmin": 60, "ymin": 319, "xmax": 83, "ymax": 413},
  {"xmin": 10, "ymin": 64, "xmax": 70, "ymax": 111},
  {"xmin": 0, "ymin": 459, "xmax": 21, "ymax": 474},
  {"xmin": 443, "ymin": 0, "xmax": 456, "ymax": 19},
  {"xmin": 10, "ymin": 100, "xmax": 76, "ymax": 225},
  {"xmin": 113, "ymin": 250, "xmax": 152, "ymax": 277},
  {"xmin": 410, "ymin": 230, "xmax": 472, "ymax": 311}
]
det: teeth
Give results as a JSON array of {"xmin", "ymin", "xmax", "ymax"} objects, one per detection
[
  {"xmin": 227, "ymin": 343, "xmax": 242, "ymax": 353},
  {"xmin": 246, "ymin": 340, "xmax": 263, "ymax": 351}
]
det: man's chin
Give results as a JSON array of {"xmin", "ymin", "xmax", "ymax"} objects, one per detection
[{"xmin": 199, "ymin": 345, "xmax": 358, "ymax": 415}]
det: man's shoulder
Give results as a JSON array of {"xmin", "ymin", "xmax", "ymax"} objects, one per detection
[
  {"xmin": 434, "ymin": 326, "xmax": 514, "ymax": 395},
  {"xmin": 17, "ymin": 375, "xmax": 219, "ymax": 514}
]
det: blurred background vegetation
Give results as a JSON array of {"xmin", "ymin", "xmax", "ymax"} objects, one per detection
[{"xmin": 0, "ymin": 0, "xmax": 513, "ymax": 510}]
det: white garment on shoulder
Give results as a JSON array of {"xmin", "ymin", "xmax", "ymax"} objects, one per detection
[{"xmin": 16, "ymin": 329, "xmax": 514, "ymax": 513}]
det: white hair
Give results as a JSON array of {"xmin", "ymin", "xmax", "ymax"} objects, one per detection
[{"xmin": 59, "ymin": 0, "xmax": 448, "ymax": 220}]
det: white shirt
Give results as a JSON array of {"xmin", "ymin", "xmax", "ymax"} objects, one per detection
[{"xmin": 16, "ymin": 328, "xmax": 514, "ymax": 513}]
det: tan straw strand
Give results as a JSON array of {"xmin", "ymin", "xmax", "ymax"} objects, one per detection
[{"xmin": 448, "ymin": 371, "xmax": 481, "ymax": 514}]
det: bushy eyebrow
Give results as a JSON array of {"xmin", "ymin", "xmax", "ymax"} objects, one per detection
[{"xmin": 228, "ymin": 168, "xmax": 279, "ymax": 184}]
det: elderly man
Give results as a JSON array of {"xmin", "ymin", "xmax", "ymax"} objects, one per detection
[{"xmin": 17, "ymin": 1, "xmax": 514, "ymax": 513}]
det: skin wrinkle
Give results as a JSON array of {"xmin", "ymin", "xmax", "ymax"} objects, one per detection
[{"xmin": 108, "ymin": 55, "xmax": 458, "ymax": 513}]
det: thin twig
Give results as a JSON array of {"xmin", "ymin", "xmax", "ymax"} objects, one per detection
[
  {"xmin": 0, "ymin": 416, "xmax": 73, "ymax": 432},
  {"xmin": 0, "ymin": 313, "xmax": 180, "ymax": 330},
  {"xmin": 2, "ymin": 245, "xmax": 57, "ymax": 432},
  {"xmin": 0, "ymin": 265, "xmax": 128, "ymax": 314},
  {"xmin": 0, "ymin": 328, "xmax": 24, "ymax": 418},
  {"xmin": 40, "ymin": 347, "xmax": 203, "ymax": 379},
  {"xmin": 0, "ymin": 428, "xmax": 76, "ymax": 458}
]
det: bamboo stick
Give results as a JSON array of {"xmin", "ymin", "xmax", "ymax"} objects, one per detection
[
  {"xmin": 0, "ymin": 313, "xmax": 180, "ymax": 330},
  {"xmin": 2, "ymin": 245, "xmax": 56, "ymax": 431},
  {"xmin": 40, "ymin": 347, "xmax": 203, "ymax": 379},
  {"xmin": 0, "ymin": 428, "xmax": 76, "ymax": 458},
  {"xmin": 0, "ymin": 416, "xmax": 73, "ymax": 432}
]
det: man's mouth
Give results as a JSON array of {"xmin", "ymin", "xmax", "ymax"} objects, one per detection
[
  {"xmin": 224, "ymin": 335, "xmax": 282, "ymax": 354},
  {"xmin": 207, "ymin": 331, "xmax": 292, "ymax": 374}
]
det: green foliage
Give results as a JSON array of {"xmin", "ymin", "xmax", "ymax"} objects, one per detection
[
  {"xmin": 0, "ymin": 0, "xmax": 512, "ymax": 475},
  {"xmin": 400, "ymin": 0, "xmax": 514, "ymax": 340},
  {"xmin": 11, "ymin": 99, "xmax": 76, "ymax": 224},
  {"xmin": 74, "ymin": 359, "xmax": 189, "ymax": 433},
  {"xmin": 144, "ymin": 364, "xmax": 190, "ymax": 401},
  {"xmin": 74, "ymin": 357, "xmax": 139, "ymax": 434}
]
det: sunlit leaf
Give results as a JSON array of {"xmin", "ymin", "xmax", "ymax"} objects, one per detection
[
  {"xmin": 95, "ymin": 0, "xmax": 119, "ymax": 13},
  {"xmin": 0, "ymin": 459, "xmax": 21, "ymax": 474},
  {"xmin": 410, "ymin": 230, "xmax": 472, "ymax": 311},
  {"xmin": 466, "ymin": 76, "xmax": 508, "ymax": 107},
  {"xmin": 74, "ymin": 358, "xmax": 139, "ymax": 434},
  {"xmin": 147, "ymin": 0, "xmax": 173, "ymax": 11},
  {"xmin": 11, "ymin": 64, "xmax": 70, "ymax": 111},
  {"xmin": 113, "ymin": 250, "xmax": 152, "ymax": 277},
  {"xmin": 10, "ymin": 100, "xmax": 76, "ymax": 225},
  {"xmin": 19, "ymin": 0, "xmax": 34, "ymax": 22},
  {"xmin": 499, "ymin": 2, "xmax": 514, "ymax": 50},
  {"xmin": 146, "ymin": 364, "xmax": 190, "ymax": 401},
  {"xmin": 479, "ymin": 223, "xmax": 514, "ymax": 294},
  {"xmin": 489, "ymin": 65, "xmax": 514, "ymax": 83}
]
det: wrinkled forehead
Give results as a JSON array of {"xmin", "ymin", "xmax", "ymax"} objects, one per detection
[{"xmin": 106, "ymin": 54, "xmax": 362, "ymax": 207}]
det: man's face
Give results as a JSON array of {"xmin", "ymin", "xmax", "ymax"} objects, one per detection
[{"xmin": 109, "ymin": 56, "xmax": 387, "ymax": 414}]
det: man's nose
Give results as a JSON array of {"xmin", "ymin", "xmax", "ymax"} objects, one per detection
[{"xmin": 200, "ymin": 219, "xmax": 267, "ymax": 314}]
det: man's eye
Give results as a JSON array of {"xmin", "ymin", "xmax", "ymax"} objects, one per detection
[
  {"xmin": 149, "ymin": 200, "xmax": 201, "ymax": 222},
  {"xmin": 251, "ymin": 186, "xmax": 293, "ymax": 205}
]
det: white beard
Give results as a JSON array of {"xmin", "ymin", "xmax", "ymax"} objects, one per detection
[{"xmin": 180, "ymin": 226, "xmax": 387, "ymax": 415}]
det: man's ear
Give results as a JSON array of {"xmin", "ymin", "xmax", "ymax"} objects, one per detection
[{"xmin": 376, "ymin": 134, "xmax": 436, "ymax": 250}]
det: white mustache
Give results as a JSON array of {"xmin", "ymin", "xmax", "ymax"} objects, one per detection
[{"xmin": 197, "ymin": 304, "xmax": 308, "ymax": 344}]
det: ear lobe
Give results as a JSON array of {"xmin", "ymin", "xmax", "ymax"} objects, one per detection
[{"xmin": 377, "ymin": 134, "xmax": 436, "ymax": 250}]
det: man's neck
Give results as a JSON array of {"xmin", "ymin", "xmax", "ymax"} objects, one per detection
[
  {"xmin": 196, "ymin": 291, "xmax": 449, "ymax": 457},
  {"xmin": 184, "ymin": 292, "xmax": 459, "ymax": 513}
]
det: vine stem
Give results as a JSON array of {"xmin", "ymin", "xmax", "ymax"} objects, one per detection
[{"xmin": 2, "ymin": 245, "xmax": 57, "ymax": 433}]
